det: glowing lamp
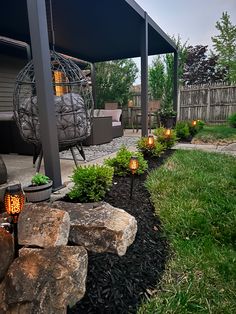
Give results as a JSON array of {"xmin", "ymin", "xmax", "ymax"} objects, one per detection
[
  {"xmin": 53, "ymin": 70, "xmax": 69, "ymax": 96},
  {"xmin": 165, "ymin": 129, "xmax": 171, "ymax": 137},
  {"xmin": 147, "ymin": 135, "xmax": 154, "ymax": 147},
  {"xmin": 4, "ymin": 184, "xmax": 25, "ymax": 223},
  {"xmin": 129, "ymin": 157, "xmax": 139, "ymax": 199},
  {"xmin": 129, "ymin": 156, "xmax": 139, "ymax": 174},
  {"xmin": 192, "ymin": 120, "xmax": 197, "ymax": 126},
  {"xmin": 128, "ymin": 100, "xmax": 134, "ymax": 108}
]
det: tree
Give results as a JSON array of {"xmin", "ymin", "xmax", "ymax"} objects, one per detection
[
  {"xmin": 163, "ymin": 36, "xmax": 187, "ymax": 108},
  {"xmin": 95, "ymin": 59, "xmax": 138, "ymax": 108},
  {"xmin": 211, "ymin": 11, "xmax": 236, "ymax": 83},
  {"xmin": 149, "ymin": 56, "xmax": 165, "ymax": 100},
  {"xmin": 183, "ymin": 45, "xmax": 226, "ymax": 85}
]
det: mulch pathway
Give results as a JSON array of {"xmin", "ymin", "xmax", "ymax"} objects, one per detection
[{"xmin": 68, "ymin": 150, "xmax": 174, "ymax": 314}]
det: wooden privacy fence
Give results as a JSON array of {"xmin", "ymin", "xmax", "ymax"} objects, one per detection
[{"xmin": 178, "ymin": 84, "xmax": 236, "ymax": 123}]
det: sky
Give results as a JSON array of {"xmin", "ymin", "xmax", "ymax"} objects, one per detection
[{"xmin": 133, "ymin": 0, "xmax": 236, "ymax": 83}]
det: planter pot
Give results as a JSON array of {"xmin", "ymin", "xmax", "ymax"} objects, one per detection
[
  {"xmin": 24, "ymin": 181, "xmax": 53, "ymax": 203},
  {"xmin": 160, "ymin": 117, "xmax": 176, "ymax": 128}
]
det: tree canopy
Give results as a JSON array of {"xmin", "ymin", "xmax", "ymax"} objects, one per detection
[
  {"xmin": 95, "ymin": 59, "xmax": 138, "ymax": 108},
  {"xmin": 211, "ymin": 11, "xmax": 236, "ymax": 83},
  {"xmin": 183, "ymin": 45, "xmax": 226, "ymax": 85}
]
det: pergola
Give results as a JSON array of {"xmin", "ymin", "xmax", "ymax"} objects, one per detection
[{"xmin": 0, "ymin": 0, "xmax": 178, "ymax": 189}]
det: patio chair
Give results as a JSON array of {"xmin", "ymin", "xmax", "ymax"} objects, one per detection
[
  {"xmin": 134, "ymin": 100, "xmax": 161, "ymax": 132},
  {"xmin": 13, "ymin": 51, "xmax": 94, "ymax": 169}
]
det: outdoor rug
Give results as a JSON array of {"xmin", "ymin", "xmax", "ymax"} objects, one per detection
[{"xmin": 60, "ymin": 136, "xmax": 140, "ymax": 162}]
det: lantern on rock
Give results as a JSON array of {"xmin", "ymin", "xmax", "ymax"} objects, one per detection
[{"xmin": 4, "ymin": 184, "xmax": 24, "ymax": 223}]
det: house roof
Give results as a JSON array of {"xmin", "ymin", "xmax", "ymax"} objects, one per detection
[{"xmin": 0, "ymin": 0, "xmax": 177, "ymax": 63}]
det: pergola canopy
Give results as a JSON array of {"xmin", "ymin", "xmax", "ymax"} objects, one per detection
[{"xmin": 0, "ymin": 0, "xmax": 177, "ymax": 62}]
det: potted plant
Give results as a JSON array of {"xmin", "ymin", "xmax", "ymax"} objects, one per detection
[
  {"xmin": 23, "ymin": 173, "xmax": 53, "ymax": 203},
  {"xmin": 159, "ymin": 106, "xmax": 177, "ymax": 128}
]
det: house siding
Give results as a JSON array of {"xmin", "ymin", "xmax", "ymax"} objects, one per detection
[{"xmin": 0, "ymin": 54, "xmax": 27, "ymax": 112}]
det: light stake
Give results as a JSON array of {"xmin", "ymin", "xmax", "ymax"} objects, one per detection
[
  {"xmin": 129, "ymin": 156, "xmax": 139, "ymax": 199},
  {"xmin": 4, "ymin": 184, "xmax": 25, "ymax": 256}
]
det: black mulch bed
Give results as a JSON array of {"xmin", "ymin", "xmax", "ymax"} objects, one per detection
[{"xmin": 68, "ymin": 150, "xmax": 174, "ymax": 314}]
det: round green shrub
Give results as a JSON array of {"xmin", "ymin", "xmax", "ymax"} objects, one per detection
[
  {"xmin": 136, "ymin": 137, "xmax": 166, "ymax": 157},
  {"xmin": 175, "ymin": 121, "xmax": 190, "ymax": 140},
  {"xmin": 68, "ymin": 165, "xmax": 114, "ymax": 202},
  {"xmin": 104, "ymin": 146, "xmax": 148, "ymax": 176},
  {"xmin": 228, "ymin": 113, "xmax": 236, "ymax": 128},
  {"xmin": 153, "ymin": 127, "xmax": 177, "ymax": 148}
]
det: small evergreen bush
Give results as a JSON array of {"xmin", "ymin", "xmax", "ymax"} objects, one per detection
[
  {"xmin": 228, "ymin": 113, "xmax": 236, "ymax": 128},
  {"xmin": 68, "ymin": 165, "xmax": 114, "ymax": 202},
  {"xmin": 188, "ymin": 120, "xmax": 205, "ymax": 135},
  {"xmin": 153, "ymin": 127, "xmax": 177, "ymax": 148},
  {"xmin": 104, "ymin": 146, "xmax": 148, "ymax": 176},
  {"xmin": 137, "ymin": 137, "xmax": 166, "ymax": 157},
  {"xmin": 175, "ymin": 121, "xmax": 190, "ymax": 140}
]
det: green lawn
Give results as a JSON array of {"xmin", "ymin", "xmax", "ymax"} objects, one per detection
[
  {"xmin": 139, "ymin": 150, "xmax": 236, "ymax": 314},
  {"xmin": 193, "ymin": 125, "xmax": 236, "ymax": 144}
]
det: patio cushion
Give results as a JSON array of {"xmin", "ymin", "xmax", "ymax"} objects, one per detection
[
  {"xmin": 93, "ymin": 109, "xmax": 122, "ymax": 122},
  {"xmin": 112, "ymin": 121, "xmax": 121, "ymax": 127}
]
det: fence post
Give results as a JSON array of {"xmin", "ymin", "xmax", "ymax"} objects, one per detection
[
  {"xmin": 177, "ymin": 87, "xmax": 181, "ymax": 120},
  {"xmin": 206, "ymin": 87, "xmax": 211, "ymax": 122}
]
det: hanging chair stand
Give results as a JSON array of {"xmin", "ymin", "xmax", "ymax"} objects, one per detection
[{"xmin": 13, "ymin": 50, "xmax": 94, "ymax": 169}]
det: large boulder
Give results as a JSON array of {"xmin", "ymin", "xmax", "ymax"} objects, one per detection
[
  {"xmin": 51, "ymin": 201, "xmax": 137, "ymax": 256},
  {"xmin": 0, "ymin": 228, "xmax": 14, "ymax": 282},
  {"xmin": 18, "ymin": 204, "xmax": 70, "ymax": 248},
  {"xmin": 4, "ymin": 246, "xmax": 88, "ymax": 313}
]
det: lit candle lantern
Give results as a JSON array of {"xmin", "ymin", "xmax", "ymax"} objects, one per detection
[
  {"xmin": 147, "ymin": 135, "xmax": 154, "ymax": 147},
  {"xmin": 165, "ymin": 128, "xmax": 171, "ymax": 137},
  {"xmin": 129, "ymin": 156, "xmax": 139, "ymax": 174},
  {"xmin": 192, "ymin": 120, "xmax": 197, "ymax": 126},
  {"xmin": 4, "ymin": 184, "xmax": 25, "ymax": 223}
]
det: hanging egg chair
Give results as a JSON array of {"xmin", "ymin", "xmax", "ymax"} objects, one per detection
[{"xmin": 13, "ymin": 50, "xmax": 94, "ymax": 165}]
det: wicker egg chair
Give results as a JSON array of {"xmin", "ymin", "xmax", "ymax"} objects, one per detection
[{"xmin": 13, "ymin": 50, "xmax": 94, "ymax": 170}]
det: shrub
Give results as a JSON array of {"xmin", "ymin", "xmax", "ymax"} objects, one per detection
[
  {"xmin": 104, "ymin": 146, "xmax": 148, "ymax": 176},
  {"xmin": 228, "ymin": 113, "xmax": 236, "ymax": 128},
  {"xmin": 175, "ymin": 121, "xmax": 190, "ymax": 140},
  {"xmin": 188, "ymin": 120, "xmax": 205, "ymax": 135},
  {"xmin": 153, "ymin": 127, "xmax": 177, "ymax": 148},
  {"xmin": 68, "ymin": 165, "xmax": 114, "ymax": 202},
  {"xmin": 197, "ymin": 119, "xmax": 205, "ymax": 130},
  {"xmin": 137, "ymin": 137, "xmax": 166, "ymax": 157},
  {"xmin": 31, "ymin": 173, "xmax": 50, "ymax": 186}
]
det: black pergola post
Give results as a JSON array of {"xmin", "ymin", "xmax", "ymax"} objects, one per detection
[
  {"xmin": 91, "ymin": 63, "xmax": 97, "ymax": 108},
  {"xmin": 140, "ymin": 12, "xmax": 149, "ymax": 137},
  {"xmin": 26, "ymin": 0, "xmax": 62, "ymax": 189},
  {"xmin": 173, "ymin": 51, "xmax": 178, "ymax": 115}
]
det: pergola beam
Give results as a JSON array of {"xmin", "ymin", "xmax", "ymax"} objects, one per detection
[
  {"xmin": 140, "ymin": 12, "xmax": 149, "ymax": 137},
  {"xmin": 26, "ymin": 0, "xmax": 62, "ymax": 189}
]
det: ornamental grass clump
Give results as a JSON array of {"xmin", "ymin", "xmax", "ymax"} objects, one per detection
[
  {"xmin": 137, "ymin": 137, "xmax": 165, "ymax": 157},
  {"xmin": 104, "ymin": 146, "xmax": 147, "ymax": 176},
  {"xmin": 153, "ymin": 127, "xmax": 177, "ymax": 148},
  {"xmin": 68, "ymin": 165, "xmax": 114, "ymax": 202}
]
